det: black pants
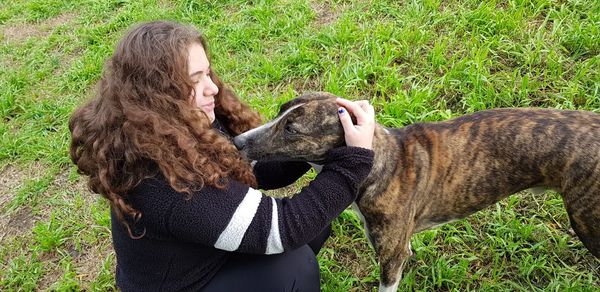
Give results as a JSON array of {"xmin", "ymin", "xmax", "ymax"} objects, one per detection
[{"xmin": 202, "ymin": 225, "xmax": 331, "ymax": 292}]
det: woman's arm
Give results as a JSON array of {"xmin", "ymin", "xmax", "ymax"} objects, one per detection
[
  {"xmin": 165, "ymin": 146, "xmax": 373, "ymax": 254},
  {"xmin": 253, "ymin": 161, "xmax": 311, "ymax": 190}
]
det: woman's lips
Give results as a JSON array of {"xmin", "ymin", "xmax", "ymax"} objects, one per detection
[{"xmin": 203, "ymin": 102, "xmax": 215, "ymax": 110}]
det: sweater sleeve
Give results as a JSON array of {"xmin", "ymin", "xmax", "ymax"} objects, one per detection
[
  {"xmin": 253, "ymin": 161, "xmax": 312, "ymax": 190},
  {"xmin": 165, "ymin": 146, "xmax": 374, "ymax": 254}
]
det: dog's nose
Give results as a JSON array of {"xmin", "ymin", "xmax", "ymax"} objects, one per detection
[{"xmin": 233, "ymin": 135, "xmax": 246, "ymax": 150}]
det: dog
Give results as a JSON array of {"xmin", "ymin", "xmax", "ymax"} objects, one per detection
[{"xmin": 233, "ymin": 92, "xmax": 600, "ymax": 291}]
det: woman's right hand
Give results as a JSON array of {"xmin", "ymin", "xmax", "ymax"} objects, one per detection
[{"xmin": 336, "ymin": 98, "xmax": 375, "ymax": 150}]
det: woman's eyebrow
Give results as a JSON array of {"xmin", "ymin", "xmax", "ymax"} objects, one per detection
[{"xmin": 190, "ymin": 66, "xmax": 211, "ymax": 76}]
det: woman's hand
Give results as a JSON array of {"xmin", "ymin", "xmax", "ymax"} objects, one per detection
[{"xmin": 336, "ymin": 98, "xmax": 375, "ymax": 150}]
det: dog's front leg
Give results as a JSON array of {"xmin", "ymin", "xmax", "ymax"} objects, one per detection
[
  {"xmin": 372, "ymin": 213, "xmax": 416, "ymax": 292},
  {"xmin": 377, "ymin": 245, "xmax": 411, "ymax": 292}
]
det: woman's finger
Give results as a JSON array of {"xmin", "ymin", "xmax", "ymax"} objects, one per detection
[
  {"xmin": 366, "ymin": 103, "xmax": 375, "ymax": 116},
  {"xmin": 335, "ymin": 98, "xmax": 369, "ymax": 124},
  {"xmin": 356, "ymin": 100, "xmax": 370, "ymax": 111},
  {"xmin": 356, "ymin": 101, "xmax": 375, "ymax": 122},
  {"xmin": 337, "ymin": 107, "xmax": 356, "ymax": 135}
]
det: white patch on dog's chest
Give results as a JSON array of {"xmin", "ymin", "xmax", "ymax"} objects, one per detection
[
  {"xmin": 352, "ymin": 202, "xmax": 374, "ymax": 247},
  {"xmin": 308, "ymin": 162, "xmax": 323, "ymax": 174}
]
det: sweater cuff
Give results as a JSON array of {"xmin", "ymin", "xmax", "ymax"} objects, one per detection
[{"xmin": 322, "ymin": 146, "xmax": 375, "ymax": 191}]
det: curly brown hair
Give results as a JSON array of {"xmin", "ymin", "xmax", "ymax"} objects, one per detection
[{"xmin": 69, "ymin": 21, "xmax": 262, "ymax": 238}]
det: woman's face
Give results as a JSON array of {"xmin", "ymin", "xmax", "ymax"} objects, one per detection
[{"xmin": 188, "ymin": 43, "xmax": 219, "ymax": 122}]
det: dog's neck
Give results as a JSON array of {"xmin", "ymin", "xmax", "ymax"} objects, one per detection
[{"xmin": 356, "ymin": 125, "xmax": 399, "ymax": 202}]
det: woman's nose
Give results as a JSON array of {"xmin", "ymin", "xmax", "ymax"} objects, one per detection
[{"xmin": 204, "ymin": 76, "xmax": 219, "ymax": 96}]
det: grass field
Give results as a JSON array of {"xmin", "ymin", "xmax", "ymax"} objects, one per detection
[{"xmin": 1, "ymin": 0, "xmax": 599, "ymax": 290}]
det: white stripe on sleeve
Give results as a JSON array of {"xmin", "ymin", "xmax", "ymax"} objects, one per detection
[
  {"xmin": 265, "ymin": 197, "xmax": 284, "ymax": 254},
  {"xmin": 214, "ymin": 188, "xmax": 262, "ymax": 251}
]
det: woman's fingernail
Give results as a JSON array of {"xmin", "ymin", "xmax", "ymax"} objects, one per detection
[{"xmin": 338, "ymin": 108, "xmax": 345, "ymax": 114}]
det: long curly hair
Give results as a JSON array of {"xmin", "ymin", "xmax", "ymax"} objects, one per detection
[{"xmin": 69, "ymin": 21, "xmax": 261, "ymax": 238}]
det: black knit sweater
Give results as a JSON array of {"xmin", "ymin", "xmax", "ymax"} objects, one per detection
[{"xmin": 111, "ymin": 123, "xmax": 374, "ymax": 291}]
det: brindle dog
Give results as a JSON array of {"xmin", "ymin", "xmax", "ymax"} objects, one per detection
[{"xmin": 233, "ymin": 92, "xmax": 600, "ymax": 291}]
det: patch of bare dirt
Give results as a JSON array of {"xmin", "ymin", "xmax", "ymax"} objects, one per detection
[
  {"xmin": 36, "ymin": 260, "xmax": 63, "ymax": 291},
  {"xmin": 1, "ymin": 165, "xmax": 114, "ymax": 289},
  {"xmin": 53, "ymin": 169, "xmax": 99, "ymax": 210},
  {"xmin": 158, "ymin": 0, "xmax": 175, "ymax": 9},
  {"xmin": 323, "ymin": 229, "xmax": 376, "ymax": 291},
  {"xmin": 291, "ymin": 77, "xmax": 322, "ymax": 93},
  {"xmin": 46, "ymin": 13, "xmax": 86, "ymax": 76},
  {"xmin": 1, "ymin": 12, "xmax": 78, "ymax": 43},
  {"xmin": 0, "ymin": 163, "xmax": 91, "ymax": 244},
  {"xmin": 47, "ymin": 169, "xmax": 115, "ymax": 288},
  {"xmin": 0, "ymin": 55, "xmax": 19, "ymax": 72},
  {"xmin": 35, "ymin": 239, "xmax": 115, "ymax": 290},
  {"xmin": 310, "ymin": 1, "xmax": 340, "ymax": 27},
  {"xmin": 1, "ymin": 206, "xmax": 35, "ymax": 241},
  {"xmin": 1, "ymin": 24, "xmax": 38, "ymax": 43},
  {"xmin": 2, "ymin": 11, "xmax": 82, "ymax": 81},
  {"xmin": 264, "ymin": 76, "xmax": 322, "ymax": 99},
  {"xmin": 74, "ymin": 240, "xmax": 115, "ymax": 285},
  {"xmin": 0, "ymin": 162, "xmax": 49, "ymax": 242},
  {"xmin": 0, "ymin": 164, "xmax": 26, "ymax": 209},
  {"xmin": 49, "ymin": 45, "xmax": 84, "ymax": 74},
  {"xmin": 26, "ymin": 167, "xmax": 96, "ymax": 230}
]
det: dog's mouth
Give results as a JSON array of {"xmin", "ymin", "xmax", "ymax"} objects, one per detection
[{"xmin": 239, "ymin": 147, "xmax": 326, "ymax": 164}]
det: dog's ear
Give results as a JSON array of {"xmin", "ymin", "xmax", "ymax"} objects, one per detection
[{"xmin": 278, "ymin": 92, "xmax": 338, "ymax": 115}]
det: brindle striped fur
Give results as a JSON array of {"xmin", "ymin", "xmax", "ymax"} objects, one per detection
[{"xmin": 233, "ymin": 92, "xmax": 600, "ymax": 291}]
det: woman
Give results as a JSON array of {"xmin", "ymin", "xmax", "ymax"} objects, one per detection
[{"xmin": 69, "ymin": 21, "xmax": 375, "ymax": 291}]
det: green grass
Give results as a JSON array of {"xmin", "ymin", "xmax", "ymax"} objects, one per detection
[{"xmin": 1, "ymin": 0, "xmax": 599, "ymax": 290}]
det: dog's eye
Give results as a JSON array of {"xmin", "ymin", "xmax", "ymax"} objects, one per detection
[{"xmin": 284, "ymin": 123, "xmax": 298, "ymax": 135}]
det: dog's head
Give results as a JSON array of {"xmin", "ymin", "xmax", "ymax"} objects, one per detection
[{"xmin": 233, "ymin": 92, "xmax": 345, "ymax": 163}]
